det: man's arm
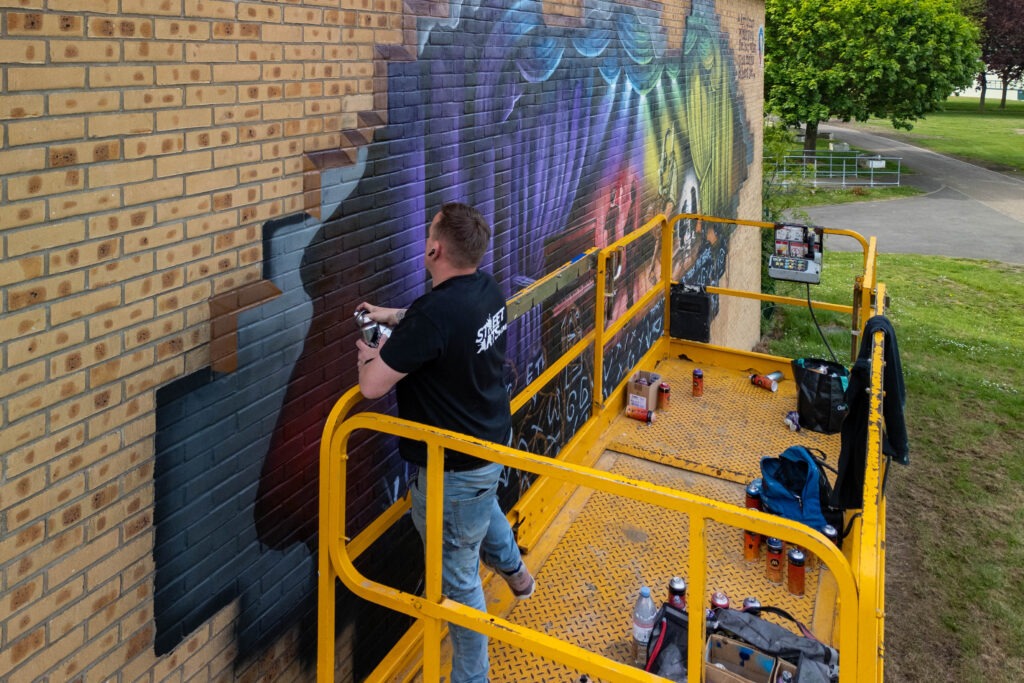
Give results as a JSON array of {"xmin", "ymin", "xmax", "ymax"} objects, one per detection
[{"xmin": 356, "ymin": 337, "xmax": 407, "ymax": 399}]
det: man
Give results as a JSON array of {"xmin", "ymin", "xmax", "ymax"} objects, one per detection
[{"xmin": 355, "ymin": 202, "xmax": 534, "ymax": 683}]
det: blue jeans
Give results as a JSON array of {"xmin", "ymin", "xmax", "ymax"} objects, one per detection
[{"xmin": 410, "ymin": 462, "xmax": 523, "ymax": 683}]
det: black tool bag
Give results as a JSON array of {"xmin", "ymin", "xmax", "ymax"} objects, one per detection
[
  {"xmin": 645, "ymin": 603, "xmax": 690, "ymax": 682},
  {"xmin": 712, "ymin": 607, "xmax": 839, "ymax": 682},
  {"xmin": 791, "ymin": 358, "xmax": 850, "ymax": 434}
]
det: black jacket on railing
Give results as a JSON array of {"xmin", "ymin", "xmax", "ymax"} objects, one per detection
[{"xmin": 832, "ymin": 315, "xmax": 909, "ymax": 510}]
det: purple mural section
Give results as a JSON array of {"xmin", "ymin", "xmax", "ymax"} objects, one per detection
[{"xmin": 152, "ymin": 0, "xmax": 751, "ymax": 670}]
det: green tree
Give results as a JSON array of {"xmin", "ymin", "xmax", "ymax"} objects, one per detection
[{"xmin": 765, "ymin": 0, "xmax": 981, "ymax": 151}]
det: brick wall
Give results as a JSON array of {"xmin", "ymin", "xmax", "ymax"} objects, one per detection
[{"xmin": 1, "ymin": 0, "xmax": 765, "ymax": 680}]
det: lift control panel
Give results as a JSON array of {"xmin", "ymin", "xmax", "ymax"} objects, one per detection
[{"xmin": 768, "ymin": 224, "xmax": 823, "ymax": 284}]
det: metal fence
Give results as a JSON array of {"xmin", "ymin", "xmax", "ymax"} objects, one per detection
[{"xmin": 775, "ymin": 152, "xmax": 902, "ymax": 187}]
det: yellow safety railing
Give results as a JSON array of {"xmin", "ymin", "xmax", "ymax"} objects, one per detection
[{"xmin": 318, "ymin": 213, "xmax": 889, "ymax": 682}]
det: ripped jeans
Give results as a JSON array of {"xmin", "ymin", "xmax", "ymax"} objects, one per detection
[{"xmin": 409, "ymin": 462, "xmax": 523, "ymax": 683}]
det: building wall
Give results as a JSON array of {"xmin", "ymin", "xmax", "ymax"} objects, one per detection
[{"xmin": 0, "ymin": 0, "xmax": 764, "ymax": 681}]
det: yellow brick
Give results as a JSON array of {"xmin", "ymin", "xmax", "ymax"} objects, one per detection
[
  {"xmin": 48, "ymin": 140, "xmax": 121, "ymax": 168},
  {"xmin": 6, "ymin": 322, "xmax": 86, "ymax": 367},
  {"xmin": 6, "ymin": 12, "xmax": 83, "ymax": 36},
  {"xmin": 307, "ymin": 25, "xmax": 342, "ymax": 43},
  {"xmin": 185, "ymin": 126, "xmax": 237, "ymax": 150},
  {"xmin": 124, "ymin": 131, "xmax": 184, "ymax": 159},
  {"xmin": 262, "ymin": 63, "xmax": 303, "ymax": 81},
  {"xmin": 3, "ymin": 307, "xmax": 45, "ymax": 344},
  {"xmin": 238, "ymin": 2, "xmax": 281, "ymax": 21},
  {"xmin": 0, "ymin": 361, "xmax": 46, "ymax": 401},
  {"xmin": 88, "ymin": 65, "xmax": 155, "ymax": 89},
  {"xmin": 211, "ymin": 63, "xmax": 261, "ymax": 83},
  {"xmin": 88, "ymin": 347, "xmax": 153, "ymax": 388},
  {"xmin": 48, "ymin": 90, "xmax": 120, "ymax": 116},
  {"xmin": 48, "ymin": 239, "xmax": 119, "ymax": 275},
  {"xmin": 124, "ymin": 40, "xmax": 183, "ymax": 62},
  {"xmin": 123, "ymin": 177, "xmax": 183, "ymax": 207},
  {"xmin": 87, "ymin": 390, "xmax": 152, "ymax": 439},
  {"xmin": 0, "ymin": 39, "xmax": 45, "ymax": 64},
  {"xmin": 7, "ymin": 168, "xmax": 84, "ymax": 201},
  {"xmin": 237, "ymin": 122, "xmax": 282, "ymax": 143},
  {"xmin": 88, "ymin": 299, "xmax": 153, "ymax": 339},
  {"xmin": 158, "ymin": 238, "xmax": 212, "ymax": 269},
  {"xmin": 125, "ymin": 358, "xmax": 180, "ymax": 398},
  {"xmin": 0, "ymin": 200, "xmax": 46, "ymax": 229},
  {"xmin": 155, "ymin": 63, "xmax": 212, "ymax": 85},
  {"xmin": 156, "ymin": 149, "xmax": 212, "ymax": 178},
  {"xmin": 49, "ymin": 382, "xmax": 122, "ymax": 432},
  {"xmin": 86, "ymin": 16, "xmax": 153, "ymax": 39},
  {"xmin": 184, "ymin": 84, "xmax": 237, "ymax": 106},
  {"xmin": 213, "ymin": 104, "xmax": 260, "ymax": 126},
  {"xmin": 88, "ymin": 111, "xmax": 153, "ymax": 138},
  {"xmin": 4, "ymin": 471, "xmax": 82, "ymax": 532},
  {"xmin": 49, "ymin": 287, "xmax": 122, "ymax": 327},
  {"xmin": 123, "ymin": 312, "xmax": 183, "ymax": 349},
  {"xmin": 261, "ymin": 177, "xmax": 302, "ymax": 200},
  {"xmin": 46, "ymin": 526, "xmax": 106, "ymax": 588},
  {"xmin": 0, "ymin": 146, "xmax": 45, "ymax": 174},
  {"xmin": 186, "ymin": 42, "xmax": 236, "ymax": 62},
  {"xmin": 238, "ymin": 42, "xmax": 282, "ymax": 62},
  {"xmin": 155, "ymin": 106, "xmax": 212, "ymax": 131},
  {"xmin": 0, "ymin": 415, "xmax": 46, "ymax": 452},
  {"xmin": 4, "ymin": 424, "xmax": 85, "ymax": 479},
  {"xmin": 211, "ymin": 186, "xmax": 259, "ymax": 213},
  {"xmin": 51, "ymin": 0, "xmax": 116, "ymax": 10},
  {"xmin": 4, "ymin": 576, "xmax": 45, "ymax": 634},
  {"xmin": 89, "ymin": 159, "xmax": 154, "ymax": 189},
  {"xmin": 156, "ymin": 195, "xmax": 213, "ymax": 223},
  {"xmin": 0, "ymin": 93, "xmax": 44, "ymax": 120},
  {"xmin": 184, "ymin": 0, "xmax": 235, "ymax": 18},
  {"xmin": 123, "ymin": 87, "xmax": 183, "ymax": 110},
  {"xmin": 0, "ymin": 466, "xmax": 46, "ymax": 512},
  {"xmin": 6, "ymin": 117, "xmax": 84, "ymax": 146},
  {"xmin": 6, "ymin": 66, "xmax": 83, "ymax": 91},
  {"xmin": 161, "ymin": 282, "xmax": 210, "ymax": 315},
  {"xmin": 154, "ymin": 18, "xmax": 211, "ymax": 40},
  {"xmin": 184, "ymin": 209, "xmax": 237, "ymax": 237},
  {"xmin": 87, "ymin": 207, "xmax": 154, "ymax": 237},
  {"xmin": 239, "ymin": 199, "xmax": 283, "ymax": 227},
  {"xmin": 8, "ymin": 576, "xmax": 84, "ymax": 643},
  {"xmin": 6, "ymin": 372, "xmax": 86, "ymax": 424},
  {"xmin": 238, "ymin": 83, "xmax": 283, "ymax": 103},
  {"xmin": 122, "ymin": 0, "xmax": 183, "ymax": 15},
  {"xmin": 49, "ymin": 39, "xmax": 119, "ymax": 63},
  {"xmin": 210, "ymin": 143, "xmax": 260, "ymax": 168},
  {"xmin": 0, "ymin": 255, "xmax": 44, "ymax": 287},
  {"xmin": 89, "ymin": 254, "xmax": 153, "ymax": 288},
  {"xmin": 186, "ymin": 251, "xmax": 237, "ymax": 282},
  {"xmin": 123, "ymin": 270, "xmax": 184, "ymax": 304},
  {"xmin": 7, "ymin": 271, "xmax": 84, "ymax": 312},
  {"xmin": 238, "ymin": 160, "xmax": 283, "ymax": 184},
  {"xmin": 0, "ymin": 522, "xmax": 45, "ymax": 583},
  {"xmin": 124, "ymin": 223, "xmax": 185, "ymax": 254},
  {"xmin": 48, "ymin": 188, "xmax": 121, "ymax": 221}
]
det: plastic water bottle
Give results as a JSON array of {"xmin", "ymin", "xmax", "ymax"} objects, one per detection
[{"xmin": 631, "ymin": 585, "xmax": 658, "ymax": 667}]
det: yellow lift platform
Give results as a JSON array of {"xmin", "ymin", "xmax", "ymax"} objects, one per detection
[{"xmin": 318, "ymin": 214, "xmax": 890, "ymax": 683}]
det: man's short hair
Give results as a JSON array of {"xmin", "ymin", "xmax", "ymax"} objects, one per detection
[{"xmin": 435, "ymin": 202, "xmax": 491, "ymax": 268}]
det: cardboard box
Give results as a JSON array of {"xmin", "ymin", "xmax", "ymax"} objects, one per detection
[
  {"xmin": 773, "ymin": 659, "xmax": 797, "ymax": 682},
  {"xmin": 627, "ymin": 370, "xmax": 660, "ymax": 410},
  {"xmin": 704, "ymin": 635, "xmax": 776, "ymax": 683}
]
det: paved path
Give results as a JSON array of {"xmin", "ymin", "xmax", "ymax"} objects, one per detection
[{"xmin": 800, "ymin": 123, "xmax": 1024, "ymax": 264}]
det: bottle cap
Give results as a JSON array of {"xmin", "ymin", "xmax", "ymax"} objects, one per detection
[{"xmin": 640, "ymin": 586, "xmax": 650, "ymax": 598}]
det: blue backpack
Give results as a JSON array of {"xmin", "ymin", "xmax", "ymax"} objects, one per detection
[{"xmin": 759, "ymin": 446, "xmax": 841, "ymax": 535}]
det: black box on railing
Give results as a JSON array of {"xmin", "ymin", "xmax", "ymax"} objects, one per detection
[{"xmin": 670, "ymin": 284, "xmax": 712, "ymax": 343}]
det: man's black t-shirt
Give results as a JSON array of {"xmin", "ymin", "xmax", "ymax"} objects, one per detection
[{"xmin": 380, "ymin": 270, "xmax": 511, "ymax": 470}]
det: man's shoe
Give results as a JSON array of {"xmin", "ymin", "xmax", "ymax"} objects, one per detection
[{"xmin": 500, "ymin": 562, "xmax": 535, "ymax": 599}]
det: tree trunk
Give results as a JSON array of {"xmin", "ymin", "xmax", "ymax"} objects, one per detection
[
  {"xmin": 803, "ymin": 120, "xmax": 819, "ymax": 156},
  {"xmin": 1000, "ymin": 75, "xmax": 1009, "ymax": 108},
  {"xmin": 979, "ymin": 71, "xmax": 987, "ymax": 109}
]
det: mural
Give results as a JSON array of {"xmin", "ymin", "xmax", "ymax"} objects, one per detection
[{"xmin": 152, "ymin": 0, "xmax": 752, "ymax": 670}]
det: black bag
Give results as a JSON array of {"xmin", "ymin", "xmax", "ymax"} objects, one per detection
[
  {"xmin": 645, "ymin": 603, "xmax": 689, "ymax": 681},
  {"xmin": 712, "ymin": 606, "xmax": 839, "ymax": 682},
  {"xmin": 791, "ymin": 358, "xmax": 850, "ymax": 434}
]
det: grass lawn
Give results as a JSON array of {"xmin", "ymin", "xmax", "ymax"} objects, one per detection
[
  {"xmin": 851, "ymin": 97, "xmax": 1024, "ymax": 175},
  {"xmin": 761, "ymin": 252, "xmax": 1024, "ymax": 682}
]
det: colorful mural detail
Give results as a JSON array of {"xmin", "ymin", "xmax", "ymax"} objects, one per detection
[{"xmin": 152, "ymin": 0, "xmax": 751, "ymax": 666}]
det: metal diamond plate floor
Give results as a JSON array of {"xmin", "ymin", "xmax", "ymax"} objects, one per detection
[{"xmin": 485, "ymin": 357, "xmax": 841, "ymax": 682}]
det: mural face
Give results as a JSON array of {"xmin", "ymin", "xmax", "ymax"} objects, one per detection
[{"xmin": 153, "ymin": 0, "xmax": 752, "ymax": 669}]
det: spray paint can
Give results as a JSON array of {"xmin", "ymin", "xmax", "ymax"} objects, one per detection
[
  {"xmin": 742, "ymin": 596, "xmax": 761, "ymax": 611},
  {"xmin": 625, "ymin": 405, "xmax": 654, "ymax": 424},
  {"xmin": 692, "ymin": 369, "xmax": 703, "ymax": 397},
  {"xmin": 710, "ymin": 591, "xmax": 730, "ymax": 611},
  {"xmin": 668, "ymin": 577, "xmax": 687, "ymax": 610},
  {"xmin": 750, "ymin": 374, "xmax": 778, "ymax": 392},
  {"xmin": 787, "ymin": 548, "xmax": 806, "ymax": 596},
  {"xmin": 657, "ymin": 382, "xmax": 671, "ymax": 410},
  {"xmin": 765, "ymin": 537, "xmax": 784, "ymax": 584}
]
